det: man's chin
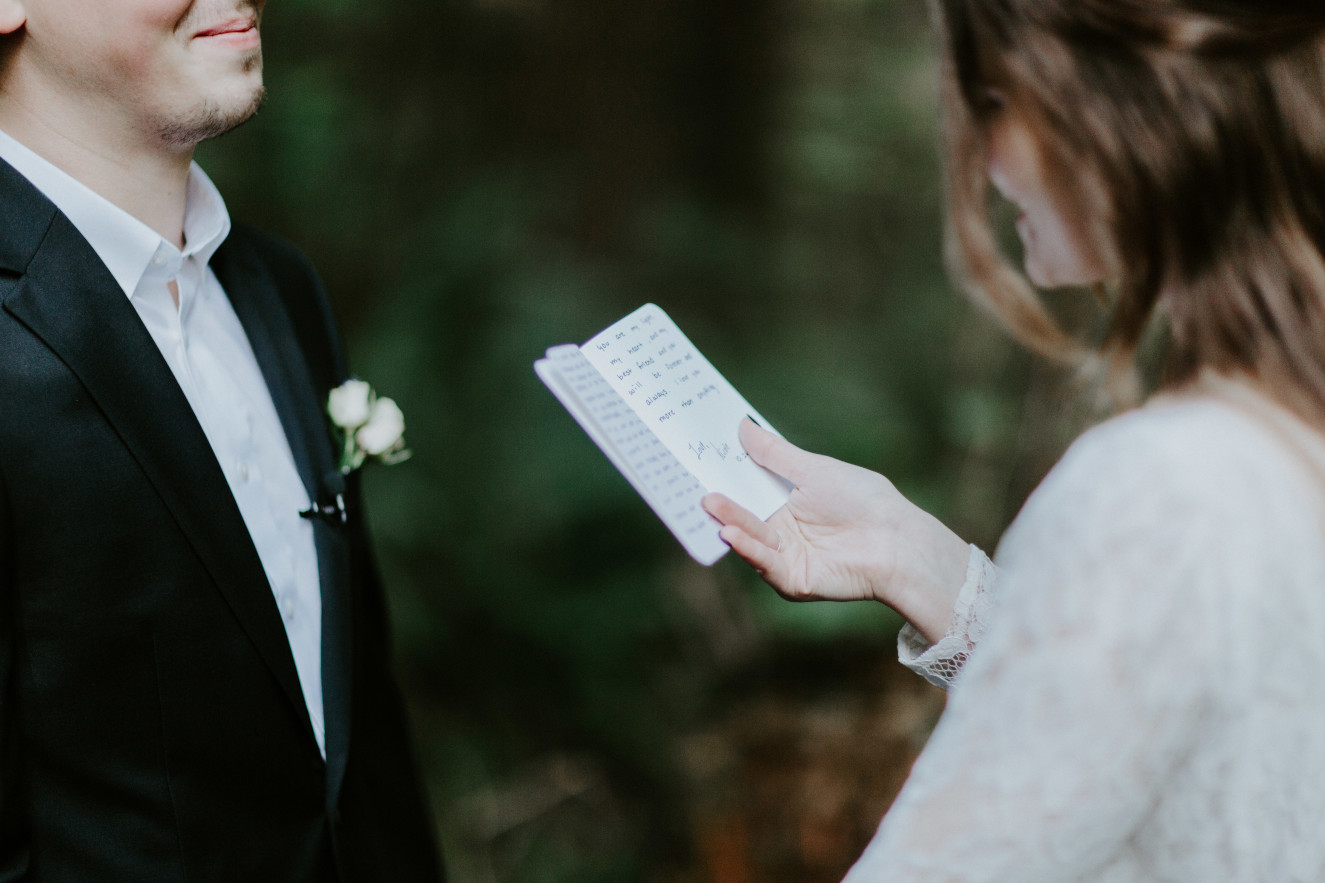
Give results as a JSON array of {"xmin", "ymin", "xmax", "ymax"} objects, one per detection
[{"xmin": 157, "ymin": 86, "xmax": 267, "ymax": 149}]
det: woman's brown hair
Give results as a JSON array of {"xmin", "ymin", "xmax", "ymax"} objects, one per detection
[{"xmin": 933, "ymin": 0, "xmax": 1325, "ymax": 419}]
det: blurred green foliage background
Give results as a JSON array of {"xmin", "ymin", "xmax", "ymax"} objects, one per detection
[{"xmin": 199, "ymin": 0, "xmax": 1079, "ymax": 879}]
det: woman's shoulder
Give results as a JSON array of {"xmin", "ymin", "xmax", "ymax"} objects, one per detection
[
  {"xmin": 1051, "ymin": 391, "xmax": 1308, "ymax": 502},
  {"xmin": 975, "ymin": 389, "xmax": 1325, "ymax": 661},
  {"xmin": 1000, "ymin": 389, "xmax": 1321, "ymax": 569}
]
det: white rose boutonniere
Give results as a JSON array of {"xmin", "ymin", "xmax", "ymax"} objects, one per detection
[
  {"xmin": 327, "ymin": 379, "xmax": 373, "ymax": 428},
  {"xmin": 327, "ymin": 379, "xmax": 411, "ymax": 474}
]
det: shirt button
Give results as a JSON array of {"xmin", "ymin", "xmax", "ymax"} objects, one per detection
[
  {"xmin": 281, "ymin": 595, "xmax": 297, "ymax": 622},
  {"xmin": 151, "ymin": 254, "xmax": 166, "ymax": 268},
  {"xmin": 236, "ymin": 461, "xmax": 250, "ymax": 482}
]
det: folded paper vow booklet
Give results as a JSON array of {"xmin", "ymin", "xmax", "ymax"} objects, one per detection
[{"xmin": 535, "ymin": 304, "xmax": 792, "ymax": 565}]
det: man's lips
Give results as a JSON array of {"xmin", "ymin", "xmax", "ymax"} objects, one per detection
[{"xmin": 194, "ymin": 18, "xmax": 258, "ymax": 40}]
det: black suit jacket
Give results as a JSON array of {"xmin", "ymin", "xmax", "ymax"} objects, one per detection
[{"xmin": 0, "ymin": 159, "xmax": 444, "ymax": 882}]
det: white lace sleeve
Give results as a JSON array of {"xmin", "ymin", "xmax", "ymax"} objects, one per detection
[
  {"xmin": 898, "ymin": 545, "xmax": 999, "ymax": 690},
  {"xmin": 844, "ymin": 405, "xmax": 1249, "ymax": 883}
]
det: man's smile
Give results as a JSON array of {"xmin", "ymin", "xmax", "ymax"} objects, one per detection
[{"xmin": 192, "ymin": 16, "xmax": 259, "ymax": 49}]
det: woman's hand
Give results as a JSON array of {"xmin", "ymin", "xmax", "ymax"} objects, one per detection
[{"xmin": 703, "ymin": 419, "xmax": 971, "ymax": 644}]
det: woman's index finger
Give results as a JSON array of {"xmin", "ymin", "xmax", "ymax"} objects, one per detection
[{"xmin": 738, "ymin": 418, "xmax": 814, "ymax": 485}]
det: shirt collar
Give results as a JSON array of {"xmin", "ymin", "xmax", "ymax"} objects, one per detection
[{"xmin": 0, "ymin": 128, "xmax": 231, "ymax": 301}]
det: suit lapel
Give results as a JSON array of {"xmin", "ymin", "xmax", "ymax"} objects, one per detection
[
  {"xmin": 210, "ymin": 241, "xmax": 325, "ymax": 502},
  {"xmin": 212, "ymin": 238, "xmax": 355, "ymax": 807},
  {"xmin": 0, "ymin": 198, "xmax": 319, "ymax": 752}
]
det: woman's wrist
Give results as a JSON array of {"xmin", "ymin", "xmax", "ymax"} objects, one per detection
[{"xmin": 876, "ymin": 516, "xmax": 971, "ymax": 645}]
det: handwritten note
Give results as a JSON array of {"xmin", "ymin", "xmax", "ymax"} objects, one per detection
[
  {"xmin": 536, "ymin": 303, "xmax": 792, "ymax": 565},
  {"xmin": 536, "ymin": 344, "xmax": 729, "ymax": 564},
  {"xmin": 579, "ymin": 304, "xmax": 790, "ymax": 520}
]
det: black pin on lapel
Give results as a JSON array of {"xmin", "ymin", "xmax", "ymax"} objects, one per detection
[
  {"xmin": 299, "ymin": 493, "xmax": 348, "ymax": 526},
  {"xmin": 299, "ymin": 469, "xmax": 351, "ymax": 526}
]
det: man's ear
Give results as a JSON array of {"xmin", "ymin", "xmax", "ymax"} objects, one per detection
[{"xmin": 0, "ymin": 0, "xmax": 24, "ymax": 36}]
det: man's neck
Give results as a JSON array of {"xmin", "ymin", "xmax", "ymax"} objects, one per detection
[{"xmin": 0, "ymin": 96, "xmax": 193, "ymax": 249}]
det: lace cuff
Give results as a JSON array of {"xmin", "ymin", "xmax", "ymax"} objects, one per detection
[{"xmin": 897, "ymin": 544, "xmax": 999, "ymax": 690}]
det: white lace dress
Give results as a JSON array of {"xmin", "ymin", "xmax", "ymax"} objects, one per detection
[{"xmin": 846, "ymin": 384, "xmax": 1325, "ymax": 882}]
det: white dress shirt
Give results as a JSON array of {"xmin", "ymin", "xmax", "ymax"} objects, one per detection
[{"xmin": 0, "ymin": 130, "xmax": 326, "ymax": 757}]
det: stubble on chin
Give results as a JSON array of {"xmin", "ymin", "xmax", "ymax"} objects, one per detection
[{"xmin": 157, "ymin": 82, "xmax": 267, "ymax": 150}]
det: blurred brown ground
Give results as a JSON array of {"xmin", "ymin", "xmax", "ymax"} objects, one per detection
[{"xmin": 670, "ymin": 656, "xmax": 943, "ymax": 882}]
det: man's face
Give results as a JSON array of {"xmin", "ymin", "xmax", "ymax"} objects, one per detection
[{"xmin": 12, "ymin": 0, "xmax": 267, "ymax": 150}]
